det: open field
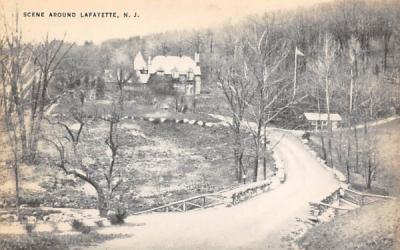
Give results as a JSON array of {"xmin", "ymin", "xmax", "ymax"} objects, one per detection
[{"xmin": 0, "ymin": 118, "xmax": 258, "ymax": 213}]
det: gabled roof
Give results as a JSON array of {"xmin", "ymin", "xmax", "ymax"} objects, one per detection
[
  {"xmin": 149, "ymin": 55, "xmax": 201, "ymax": 75},
  {"xmin": 134, "ymin": 51, "xmax": 146, "ymax": 70},
  {"xmin": 304, "ymin": 112, "xmax": 342, "ymax": 121}
]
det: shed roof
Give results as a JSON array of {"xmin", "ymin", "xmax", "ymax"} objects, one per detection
[{"xmin": 304, "ymin": 112, "xmax": 342, "ymax": 121}]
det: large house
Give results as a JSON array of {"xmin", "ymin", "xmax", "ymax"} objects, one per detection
[
  {"xmin": 303, "ymin": 112, "xmax": 342, "ymax": 130},
  {"xmin": 133, "ymin": 52, "xmax": 201, "ymax": 95}
]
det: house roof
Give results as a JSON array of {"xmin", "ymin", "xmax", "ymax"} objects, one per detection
[
  {"xmin": 304, "ymin": 112, "xmax": 342, "ymax": 121},
  {"xmin": 149, "ymin": 55, "xmax": 201, "ymax": 75},
  {"xmin": 134, "ymin": 51, "xmax": 146, "ymax": 70}
]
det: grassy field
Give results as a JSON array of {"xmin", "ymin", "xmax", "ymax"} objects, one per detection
[
  {"xmin": 0, "ymin": 117, "xmax": 257, "ymax": 212},
  {"xmin": 0, "ymin": 232, "xmax": 126, "ymax": 250},
  {"xmin": 307, "ymin": 119, "xmax": 400, "ymax": 195},
  {"xmin": 298, "ymin": 199, "xmax": 400, "ymax": 250}
]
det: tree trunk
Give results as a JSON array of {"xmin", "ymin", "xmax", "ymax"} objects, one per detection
[
  {"xmin": 346, "ymin": 138, "xmax": 351, "ymax": 183},
  {"xmin": 13, "ymin": 160, "xmax": 20, "ymax": 221},
  {"xmin": 263, "ymin": 125, "xmax": 267, "ymax": 180},
  {"xmin": 366, "ymin": 153, "xmax": 372, "ymax": 189},
  {"xmin": 96, "ymin": 189, "xmax": 108, "ymax": 217},
  {"xmin": 337, "ymin": 130, "xmax": 343, "ymax": 165},
  {"xmin": 353, "ymin": 127, "xmax": 359, "ymax": 173},
  {"xmin": 383, "ymin": 34, "xmax": 390, "ymax": 72},
  {"xmin": 320, "ymin": 134, "xmax": 327, "ymax": 162},
  {"xmin": 253, "ymin": 145, "xmax": 259, "ymax": 182}
]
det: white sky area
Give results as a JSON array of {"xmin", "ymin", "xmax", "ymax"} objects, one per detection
[{"xmin": 0, "ymin": 0, "xmax": 333, "ymax": 44}]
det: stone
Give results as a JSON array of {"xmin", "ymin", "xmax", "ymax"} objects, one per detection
[{"xmin": 27, "ymin": 216, "xmax": 37, "ymax": 224}]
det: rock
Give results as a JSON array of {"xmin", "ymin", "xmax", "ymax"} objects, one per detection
[
  {"xmin": 1, "ymin": 214, "xmax": 11, "ymax": 220},
  {"xmin": 10, "ymin": 214, "xmax": 18, "ymax": 221},
  {"xmin": 27, "ymin": 216, "xmax": 37, "ymax": 224}
]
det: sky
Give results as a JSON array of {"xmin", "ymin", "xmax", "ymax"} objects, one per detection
[{"xmin": 0, "ymin": 0, "xmax": 333, "ymax": 44}]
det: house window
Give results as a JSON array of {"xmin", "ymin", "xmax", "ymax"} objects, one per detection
[
  {"xmin": 321, "ymin": 121, "xmax": 327, "ymax": 129},
  {"xmin": 311, "ymin": 121, "xmax": 317, "ymax": 128},
  {"xmin": 156, "ymin": 70, "xmax": 164, "ymax": 75},
  {"xmin": 140, "ymin": 69, "xmax": 148, "ymax": 74}
]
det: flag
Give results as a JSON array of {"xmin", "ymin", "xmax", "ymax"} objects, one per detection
[{"xmin": 295, "ymin": 47, "xmax": 304, "ymax": 56}]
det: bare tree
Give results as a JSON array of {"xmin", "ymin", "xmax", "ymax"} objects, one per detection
[
  {"xmin": 216, "ymin": 40, "xmax": 254, "ymax": 183},
  {"xmin": 110, "ymin": 48, "xmax": 136, "ymax": 109},
  {"xmin": 310, "ymin": 34, "xmax": 338, "ymax": 168},
  {"xmin": 244, "ymin": 20, "xmax": 303, "ymax": 181},
  {"xmin": 44, "ymin": 98, "xmax": 128, "ymax": 217},
  {"xmin": 26, "ymin": 37, "xmax": 73, "ymax": 161}
]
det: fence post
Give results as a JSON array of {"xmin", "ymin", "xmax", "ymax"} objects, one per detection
[{"xmin": 183, "ymin": 202, "xmax": 186, "ymax": 211}]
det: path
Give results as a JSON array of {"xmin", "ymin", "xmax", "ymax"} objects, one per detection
[{"xmin": 88, "ymin": 130, "xmax": 340, "ymax": 250}]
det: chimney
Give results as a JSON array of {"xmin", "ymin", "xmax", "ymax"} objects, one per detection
[
  {"xmin": 147, "ymin": 56, "xmax": 151, "ymax": 68},
  {"xmin": 194, "ymin": 53, "xmax": 200, "ymax": 66}
]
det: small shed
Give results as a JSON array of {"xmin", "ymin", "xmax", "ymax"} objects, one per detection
[{"xmin": 303, "ymin": 112, "xmax": 342, "ymax": 130}]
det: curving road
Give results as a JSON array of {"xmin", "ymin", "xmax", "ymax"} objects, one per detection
[{"xmin": 89, "ymin": 130, "xmax": 340, "ymax": 250}]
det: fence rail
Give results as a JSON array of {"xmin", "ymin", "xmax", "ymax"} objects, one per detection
[
  {"xmin": 133, "ymin": 193, "xmax": 226, "ymax": 215},
  {"xmin": 342, "ymin": 188, "xmax": 395, "ymax": 206}
]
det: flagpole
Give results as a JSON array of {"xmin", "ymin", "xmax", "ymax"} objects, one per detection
[{"xmin": 293, "ymin": 47, "xmax": 298, "ymax": 98}]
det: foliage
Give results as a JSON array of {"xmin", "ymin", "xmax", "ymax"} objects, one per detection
[
  {"xmin": 71, "ymin": 219, "xmax": 91, "ymax": 234},
  {"xmin": 107, "ymin": 204, "xmax": 128, "ymax": 225},
  {"xmin": 24, "ymin": 222, "xmax": 36, "ymax": 234}
]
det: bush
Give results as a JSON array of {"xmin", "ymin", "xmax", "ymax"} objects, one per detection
[
  {"xmin": 95, "ymin": 220, "xmax": 104, "ymax": 228},
  {"xmin": 108, "ymin": 206, "xmax": 128, "ymax": 225},
  {"xmin": 20, "ymin": 197, "xmax": 42, "ymax": 207},
  {"xmin": 71, "ymin": 219, "xmax": 85, "ymax": 231},
  {"xmin": 302, "ymin": 132, "xmax": 311, "ymax": 141},
  {"xmin": 24, "ymin": 223, "xmax": 36, "ymax": 234},
  {"xmin": 80, "ymin": 226, "xmax": 91, "ymax": 234},
  {"xmin": 71, "ymin": 219, "xmax": 91, "ymax": 234}
]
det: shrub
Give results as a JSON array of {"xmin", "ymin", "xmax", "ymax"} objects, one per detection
[
  {"xmin": 80, "ymin": 226, "xmax": 91, "ymax": 234},
  {"xmin": 95, "ymin": 220, "xmax": 104, "ymax": 228},
  {"xmin": 71, "ymin": 219, "xmax": 91, "ymax": 234},
  {"xmin": 108, "ymin": 206, "xmax": 128, "ymax": 225},
  {"xmin": 24, "ymin": 222, "xmax": 36, "ymax": 234},
  {"xmin": 71, "ymin": 219, "xmax": 85, "ymax": 232},
  {"xmin": 302, "ymin": 132, "xmax": 311, "ymax": 141},
  {"xmin": 20, "ymin": 197, "xmax": 42, "ymax": 207}
]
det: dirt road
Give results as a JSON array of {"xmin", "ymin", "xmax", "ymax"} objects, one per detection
[{"xmin": 89, "ymin": 130, "xmax": 340, "ymax": 250}]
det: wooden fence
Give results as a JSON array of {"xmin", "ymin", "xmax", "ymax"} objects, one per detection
[
  {"xmin": 341, "ymin": 188, "xmax": 395, "ymax": 206},
  {"xmin": 308, "ymin": 187, "xmax": 396, "ymax": 223},
  {"xmin": 133, "ymin": 193, "xmax": 226, "ymax": 215}
]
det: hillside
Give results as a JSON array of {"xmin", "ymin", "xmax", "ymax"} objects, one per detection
[
  {"xmin": 299, "ymin": 199, "xmax": 400, "ymax": 250},
  {"xmin": 307, "ymin": 118, "xmax": 400, "ymax": 195}
]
